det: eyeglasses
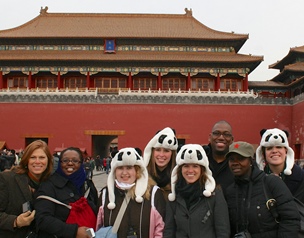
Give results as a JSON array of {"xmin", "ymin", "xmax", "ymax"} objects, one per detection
[
  {"xmin": 212, "ymin": 131, "xmax": 233, "ymax": 139},
  {"xmin": 61, "ymin": 159, "xmax": 81, "ymax": 164}
]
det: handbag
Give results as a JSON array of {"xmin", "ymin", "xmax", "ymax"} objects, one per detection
[
  {"xmin": 263, "ymin": 176, "xmax": 304, "ymax": 237},
  {"xmin": 37, "ymin": 187, "xmax": 96, "ymax": 229},
  {"xmin": 95, "ymin": 192, "xmax": 131, "ymax": 238}
]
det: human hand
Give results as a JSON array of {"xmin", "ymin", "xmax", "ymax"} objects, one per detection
[
  {"xmin": 76, "ymin": 226, "xmax": 92, "ymax": 238},
  {"xmin": 16, "ymin": 210, "xmax": 35, "ymax": 227}
]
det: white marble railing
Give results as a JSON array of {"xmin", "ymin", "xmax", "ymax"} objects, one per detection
[
  {"xmin": 118, "ymin": 88, "xmax": 259, "ymax": 98},
  {"xmin": 0, "ymin": 87, "xmax": 259, "ymax": 98}
]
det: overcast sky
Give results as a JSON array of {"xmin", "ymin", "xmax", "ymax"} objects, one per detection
[{"xmin": 0, "ymin": 0, "xmax": 303, "ymax": 82}]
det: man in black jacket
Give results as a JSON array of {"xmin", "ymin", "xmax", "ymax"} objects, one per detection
[{"xmin": 205, "ymin": 120, "xmax": 234, "ymax": 194}]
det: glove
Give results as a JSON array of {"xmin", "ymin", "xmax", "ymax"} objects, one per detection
[{"xmin": 16, "ymin": 210, "xmax": 36, "ymax": 227}]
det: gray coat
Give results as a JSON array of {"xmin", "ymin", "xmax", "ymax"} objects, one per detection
[
  {"xmin": 164, "ymin": 187, "xmax": 230, "ymax": 238},
  {"xmin": 0, "ymin": 171, "xmax": 33, "ymax": 237}
]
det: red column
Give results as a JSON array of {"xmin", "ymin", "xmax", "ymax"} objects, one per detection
[
  {"xmin": 157, "ymin": 72, "xmax": 161, "ymax": 90},
  {"xmin": 243, "ymin": 73, "xmax": 248, "ymax": 91},
  {"xmin": 128, "ymin": 72, "xmax": 132, "ymax": 90},
  {"xmin": 216, "ymin": 73, "xmax": 220, "ymax": 91},
  {"xmin": 86, "ymin": 72, "xmax": 90, "ymax": 89},
  {"xmin": 0, "ymin": 71, "xmax": 3, "ymax": 89},
  {"xmin": 28, "ymin": 71, "xmax": 32, "ymax": 89},
  {"xmin": 187, "ymin": 72, "xmax": 191, "ymax": 90},
  {"xmin": 57, "ymin": 72, "xmax": 61, "ymax": 89}
]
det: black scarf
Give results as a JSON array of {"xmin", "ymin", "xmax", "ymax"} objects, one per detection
[
  {"xmin": 155, "ymin": 166, "xmax": 171, "ymax": 188},
  {"xmin": 176, "ymin": 178, "xmax": 201, "ymax": 209}
]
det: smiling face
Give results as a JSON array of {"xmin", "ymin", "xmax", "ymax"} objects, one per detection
[
  {"xmin": 28, "ymin": 148, "xmax": 48, "ymax": 180},
  {"xmin": 209, "ymin": 122, "xmax": 234, "ymax": 156},
  {"xmin": 228, "ymin": 153, "xmax": 252, "ymax": 178},
  {"xmin": 60, "ymin": 150, "xmax": 82, "ymax": 176},
  {"xmin": 264, "ymin": 146, "xmax": 287, "ymax": 166},
  {"xmin": 152, "ymin": 147, "xmax": 173, "ymax": 170},
  {"xmin": 181, "ymin": 163, "xmax": 202, "ymax": 184},
  {"xmin": 115, "ymin": 165, "xmax": 137, "ymax": 184}
]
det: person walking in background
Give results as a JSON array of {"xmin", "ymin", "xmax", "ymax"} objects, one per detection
[
  {"xmin": 225, "ymin": 141, "xmax": 300, "ymax": 237},
  {"xmin": 84, "ymin": 157, "xmax": 92, "ymax": 180},
  {"xmin": 105, "ymin": 154, "xmax": 111, "ymax": 174},
  {"xmin": 143, "ymin": 127, "xmax": 178, "ymax": 200},
  {"xmin": 35, "ymin": 147, "xmax": 98, "ymax": 238},
  {"xmin": 204, "ymin": 120, "xmax": 234, "ymax": 194},
  {"xmin": 96, "ymin": 147, "xmax": 166, "ymax": 238},
  {"xmin": 256, "ymin": 128, "xmax": 304, "ymax": 203},
  {"xmin": 0, "ymin": 140, "xmax": 53, "ymax": 237},
  {"xmin": 164, "ymin": 144, "xmax": 230, "ymax": 238}
]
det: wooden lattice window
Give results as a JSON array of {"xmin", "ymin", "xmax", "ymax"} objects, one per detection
[
  {"xmin": 7, "ymin": 76, "xmax": 28, "ymax": 88},
  {"xmin": 94, "ymin": 77, "xmax": 126, "ymax": 88},
  {"xmin": 36, "ymin": 77, "xmax": 57, "ymax": 88},
  {"xmin": 162, "ymin": 77, "xmax": 186, "ymax": 90},
  {"xmin": 133, "ymin": 77, "xmax": 157, "ymax": 90},
  {"xmin": 63, "ymin": 77, "xmax": 86, "ymax": 88},
  {"xmin": 191, "ymin": 78, "xmax": 213, "ymax": 91}
]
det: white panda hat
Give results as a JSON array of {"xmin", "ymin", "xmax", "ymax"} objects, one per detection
[
  {"xmin": 256, "ymin": 128, "xmax": 294, "ymax": 175},
  {"xmin": 107, "ymin": 147, "xmax": 148, "ymax": 210},
  {"xmin": 143, "ymin": 127, "xmax": 178, "ymax": 167},
  {"xmin": 168, "ymin": 144, "xmax": 216, "ymax": 201}
]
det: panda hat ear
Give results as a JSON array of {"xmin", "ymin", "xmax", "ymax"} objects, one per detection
[
  {"xmin": 256, "ymin": 128, "xmax": 294, "ymax": 175},
  {"xmin": 259, "ymin": 129, "xmax": 267, "ymax": 137}
]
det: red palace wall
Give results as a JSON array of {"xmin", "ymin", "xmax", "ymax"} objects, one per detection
[
  {"xmin": 292, "ymin": 100, "xmax": 304, "ymax": 160},
  {"xmin": 0, "ymin": 103, "xmax": 295, "ymax": 157}
]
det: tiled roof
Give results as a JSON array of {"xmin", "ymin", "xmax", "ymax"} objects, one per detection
[
  {"xmin": 249, "ymin": 81, "xmax": 285, "ymax": 87},
  {"xmin": 269, "ymin": 45, "xmax": 304, "ymax": 69},
  {"xmin": 0, "ymin": 50, "xmax": 262, "ymax": 63},
  {"xmin": 0, "ymin": 9, "xmax": 248, "ymax": 41}
]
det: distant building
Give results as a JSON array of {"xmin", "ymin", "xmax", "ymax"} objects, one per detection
[{"xmin": 0, "ymin": 7, "xmax": 303, "ymax": 160}]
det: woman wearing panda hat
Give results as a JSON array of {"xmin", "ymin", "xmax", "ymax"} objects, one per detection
[
  {"xmin": 96, "ymin": 147, "xmax": 166, "ymax": 238},
  {"xmin": 163, "ymin": 144, "xmax": 230, "ymax": 238},
  {"xmin": 256, "ymin": 128, "xmax": 304, "ymax": 203},
  {"xmin": 143, "ymin": 127, "xmax": 178, "ymax": 201}
]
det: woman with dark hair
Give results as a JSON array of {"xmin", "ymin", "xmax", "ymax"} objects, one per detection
[
  {"xmin": 225, "ymin": 141, "xmax": 300, "ymax": 237},
  {"xmin": 256, "ymin": 128, "xmax": 304, "ymax": 203},
  {"xmin": 164, "ymin": 144, "xmax": 230, "ymax": 238},
  {"xmin": 143, "ymin": 127, "xmax": 178, "ymax": 200},
  {"xmin": 0, "ymin": 140, "xmax": 53, "ymax": 237},
  {"xmin": 35, "ymin": 147, "xmax": 98, "ymax": 238}
]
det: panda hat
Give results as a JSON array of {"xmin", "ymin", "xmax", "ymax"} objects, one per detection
[
  {"xmin": 143, "ymin": 127, "xmax": 178, "ymax": 167},
  {"xmin": 168, "ymin": 144, "xmax": 216, "ymax": 201},
  {"xmin": 256, "ymin": 128, "xmax": 294, "ymax": 175},
  {"xmin": 107, "ymin": 147, "xmax": 148, "ymax": 210}
]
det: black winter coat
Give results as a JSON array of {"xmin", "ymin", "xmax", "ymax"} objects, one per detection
[
  {"xmin": 34, "ymin": 172, "xmax": 98, "ymax": 238},
  {"xmin": 225, "ymin": 166, "xmax": 300, "ymax": 238},
  {"xmin": 0, "ymin": 171, "xmax": 34, "ymax": 237}
]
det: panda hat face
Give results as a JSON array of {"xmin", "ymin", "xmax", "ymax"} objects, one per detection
[
  {"xmin": 256, "ymin": 128, "xmax": 295, "ymax": 175},
  {"xmin": 176, "ymin": 144, "xmax": 209, "ymax": 167}
]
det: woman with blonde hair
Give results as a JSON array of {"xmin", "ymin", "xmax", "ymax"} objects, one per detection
[{"xmin": 96, "ymin": 147, "xmax": 166, "ymax": 238}]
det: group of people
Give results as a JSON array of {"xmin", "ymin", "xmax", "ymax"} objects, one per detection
[{"xmin": 0, "ymin": 121, "xmax": 303, "ymax": 238}]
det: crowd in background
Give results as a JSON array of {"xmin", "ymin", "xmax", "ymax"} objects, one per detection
[{"xmin": 0, "ymin": 122, "xmax": 303, "ymax": 238}]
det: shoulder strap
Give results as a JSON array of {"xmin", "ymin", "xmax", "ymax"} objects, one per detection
[
  {"xmin": 112, "ymin": 193, "xmax": 131, "ymax": 233},
  {"xmin": 150, "ymin": 185, "xmax": 159, "ymax": 207},
  {"xmin": 262, "ymin": 175, "xmax": 279, "ymax": 222},
  {"xmin": 36, "ymin": 195, "xmax": 72, "ymax": 209}
]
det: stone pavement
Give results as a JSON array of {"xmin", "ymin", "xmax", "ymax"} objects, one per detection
[{"xmin": 91, "ymin": 168, "xmax": 108, "ymax": 194}]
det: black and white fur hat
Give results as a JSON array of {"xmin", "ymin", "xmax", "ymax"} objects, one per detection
[
  {"xmin": 168, "ymin": 144, "xmax": 216, "ymax": 201},
  {"xmin": 256, "ymin": 128, "xmax": 294, "ymax": 175},
  {"xmin": 143, "ymin": 127, "xmax": 178, "ymax": 167},
  {"xmin": 107, "ymin": 147, "xmax": 148, "ymax": 210}
]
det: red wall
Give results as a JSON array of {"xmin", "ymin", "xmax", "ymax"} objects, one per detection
[
  {"xmin": 292, "ymin": 100, "xmax": 304, "ymax": 159},
  {"xmin": 0, "ymin": 103, "xmax": 294, "ymax": 155}
]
